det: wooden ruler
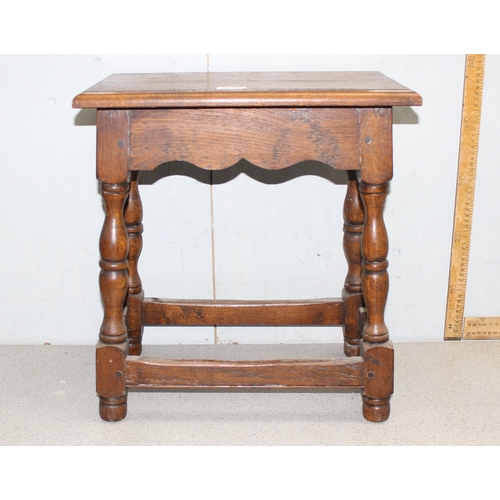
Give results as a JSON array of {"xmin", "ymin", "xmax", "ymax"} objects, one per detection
[
  {"xmin": 463, "ymin": 316, "xmax": 500, "ymax": 340},
  {"xmin": 444, "ymin": 54, "xmax": 485, "ymax": 340}
]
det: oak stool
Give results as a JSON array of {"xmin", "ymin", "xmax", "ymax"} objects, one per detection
[{"xmin": 73, "ymin": 72, "xmax": 422, "ymax": 422}]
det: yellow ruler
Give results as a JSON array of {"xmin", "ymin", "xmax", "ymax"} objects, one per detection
[
  {"xmin": 463, "ymin": 317, "xmax": 500, "ymax": 340},
  {"xmin": 444, "ymin": 54, "xmax": 486, "ymax": 340}
]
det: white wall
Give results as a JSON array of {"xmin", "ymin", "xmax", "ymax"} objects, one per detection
[{"xmin": 1, "ymin": 54, "xmax": 497, "ymax": 345}]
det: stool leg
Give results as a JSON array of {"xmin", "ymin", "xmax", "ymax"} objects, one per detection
[
  {"xmin": 96, "ymin": 182, "xmax": 129, "ymax": 422},
  {"xmin": 359, "ymin": 181, "xmax": 393, "ymax": 422},
  {"xmin": 124, "ymin": 171, "xmax": 144, "ymax": 355},
  {"xmin": 342, "ymin": 171, "xmax": 365, "ymax": 356}
]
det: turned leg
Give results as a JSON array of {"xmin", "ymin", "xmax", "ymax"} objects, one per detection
[
  {"xmin": 359, "ymin": 181, "xmax": 393, "ymax": 422},
  {"xmin": 342, "ymin": 171, "xmax": 365, "ymax": 356},
  {"xmin": 124, "ymin": 171, "xmax": 144, "ymax": 355},
  {"xmin": 96, "ymin": 182, "xmax": 130, "ymax": 422}
]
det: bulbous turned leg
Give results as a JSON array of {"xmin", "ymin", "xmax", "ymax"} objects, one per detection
[
  {"xmin": 342, "ymin": 171, "xmax": 365, "ymax": 357},
  {"xmin": 124, "ymin": 171, "xmax": 144, "ymax": 355},
  {"xmin": 96, "ymin": 182, "xmax": 129, "ymax": 422},
  {"xmin": 359, "ymin": 181, "xmax": 393, "ymax": 422}
]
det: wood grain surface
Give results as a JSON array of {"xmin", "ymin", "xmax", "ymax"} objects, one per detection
[
  {"xmin": 125, "ymin": 356, "xmax": 364, "ymax": 388},
  {"xmin": 73, "ymin": 71, "xmax": 422, "ymax": 108},
  {"xmin": 143, "ymin": 298, "xmax": 343, "ymax": 326},
  {"xmin": 128, "ymin": 108, "xmax": 360, "ymax": 170}
]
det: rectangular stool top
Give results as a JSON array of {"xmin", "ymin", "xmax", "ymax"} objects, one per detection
[{"xmin": 72, "ymin": 71, "xmax": 422, "ymax": 109}]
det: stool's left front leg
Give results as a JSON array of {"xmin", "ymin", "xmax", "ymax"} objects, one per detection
[
  {"xmin": 97, "ymin": 181, "xmax": 130, "ymax": 422},
  {"xmin": 95, "ymin": 109, "xmax": 131, "ymax": 422}
]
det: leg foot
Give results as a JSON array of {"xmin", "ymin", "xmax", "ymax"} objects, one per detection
[
  {"xmin": 360, "ymin": 341, "xmax": 394, "ymax": 422},
  {"xmin": 99, "ymin": 396, "xmax": 127, "ymax": 422},
  {"xmin": 362, "ymin": 396, "xmax": 390, "ymax": 422},
  {"xmin": 128, "ymin": 340, "xmax": 142, "ymax": 356},
  {"xmin": 344, "ymin": 339, "xmax": 360, "ymax": 357},
  {"xmin": 126, "ymin": 290, "xmax": 144, "ymax": 355},
  {"xmin": 342, "ymin": 290, "xmax": 364, "ymax": 357}
]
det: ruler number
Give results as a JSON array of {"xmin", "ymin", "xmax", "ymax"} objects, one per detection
[{"xmin": 444, "ymin": 54, "xmax": 485, "ymax": 340}]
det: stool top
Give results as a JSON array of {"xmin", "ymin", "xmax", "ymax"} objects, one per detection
[{"xmin": 73, "ymin": 71, "xmax": 422, "ymax": 109}]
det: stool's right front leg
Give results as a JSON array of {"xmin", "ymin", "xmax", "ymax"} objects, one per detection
[
  {"xmin": 358, "ymin": 107, "xmax": 394, "ymax": 423},
  {"xmin": 359, "ymin": 181, "xmax": 393, "ymax": 422}
]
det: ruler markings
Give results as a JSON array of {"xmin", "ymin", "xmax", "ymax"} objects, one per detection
[
  {"xmin": 463, "ymin": 317, "xmax": 500, "ymax": 340},
  {"xmin": 444, "ymin": 54, "xmax": 485, "ymax": 340}
]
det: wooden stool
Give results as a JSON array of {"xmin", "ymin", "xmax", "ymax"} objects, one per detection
[{"xmin": 73, "ymin": 72, "xmax": 421, "ymax": 422}]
